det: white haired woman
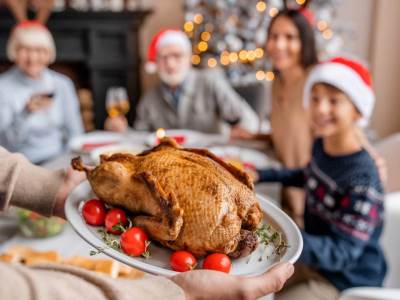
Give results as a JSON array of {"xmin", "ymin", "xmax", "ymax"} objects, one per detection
[{"xmin": 0, "ymin": 21, "xmax": 84, "ymax": 164}]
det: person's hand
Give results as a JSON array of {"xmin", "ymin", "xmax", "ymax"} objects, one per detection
[
  {"xmin": 53, "ymin": 167, "xmax": 86, "ymax": 219},
  {"xmin": 230, "ymin": 125, "xmax": 255, "ymax": 141},
  {"xmin": 26, "ymin": 94, "xmax": 53, "ymax": 113},
  {"xmin": 104, "ymin": 116, "xmax": 128, "ymax": 133},
  {"xmin": 171, "ymin": 262, "xmax": 294, "ymax": 300}
]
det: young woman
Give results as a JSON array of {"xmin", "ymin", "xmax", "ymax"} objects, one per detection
[{"xmin": 232, "ymin": 8, "xmax": 318, "ymax": 225}]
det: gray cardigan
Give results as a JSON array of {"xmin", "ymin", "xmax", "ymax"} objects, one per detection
[
  {"xmin": 0, "ymin": 67, "xmax": 84, "ymax": 163},
  {"xmin": 134, "ymin": 68, "xmax": 259, "ymax": 133}
]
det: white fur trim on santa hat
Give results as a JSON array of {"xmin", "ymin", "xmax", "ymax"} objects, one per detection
[
  {"xmin": 304, "ymin": 62, "xmax": 375, "ymax": 127},
  {"xmin": 156, "ymin": 31, "xmax": 191, "ymax": 54}
]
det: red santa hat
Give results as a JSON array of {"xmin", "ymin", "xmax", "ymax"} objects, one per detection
[
  {"xmin": 7, "ymin": 20, "xmax": 56, "ymax": 63},
  {"xmin": 145, "ymin": 29, "xmax": 192, "ymax": 73},
  {"xmin": 304, "ymin": 57, "xmax": 375, "ymax": 127}
]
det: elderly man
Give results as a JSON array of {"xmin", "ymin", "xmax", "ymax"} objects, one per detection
[{"xmin": 105, "ymin": 29, "xmax": 259, "ymax": 135}]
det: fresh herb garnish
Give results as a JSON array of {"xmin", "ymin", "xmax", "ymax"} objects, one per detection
[{"xmin": 256, "ymin": 224, "xmax": 290, "ymax": 260}]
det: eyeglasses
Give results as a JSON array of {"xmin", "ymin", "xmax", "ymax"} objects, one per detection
[{"xmin": 157, "ymin": 52, "xmax": 187, "ymax": 63}]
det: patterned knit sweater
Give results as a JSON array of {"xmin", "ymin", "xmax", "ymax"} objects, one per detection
[{"xmin": 258, "ymin": 139, "xmax": 387, "ymax": 291}]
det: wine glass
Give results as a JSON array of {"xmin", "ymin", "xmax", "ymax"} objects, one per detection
[{"xmin": 106, "ymin": 87, "xmax": 130, "ymax": 118}]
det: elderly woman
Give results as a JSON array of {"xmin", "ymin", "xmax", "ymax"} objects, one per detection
[{"xmin": 0, "ymin": 20, "xmax": 83, "ymax": 164}]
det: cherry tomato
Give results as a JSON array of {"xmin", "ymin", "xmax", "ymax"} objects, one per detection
[
  {"xmin": 203, "ymin": 253, "xmax": 231, "ymax": 273},
  {"xmin": 82, "ymin": 199, "xmax": 106, "ymax": 226},
  {"xmin": 170, "ymin": 251, "xmax": 197, "ymax": 272},
  {"xmin": 105, "ymin": 208, "xmax": 128, "ymax": 234},
  {"xmin": 120, "ymin": 227, "xmax": 149, "ymax": 256}
]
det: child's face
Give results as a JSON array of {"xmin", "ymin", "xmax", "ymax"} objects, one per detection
[{"xmin": 310, "ymin": 83, "xmax": 361, "ymax": 137}]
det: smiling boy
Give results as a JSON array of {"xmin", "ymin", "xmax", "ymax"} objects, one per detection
[{"xmin": 257, "ymin": 57, "xmax": 386, "ymax": 299}]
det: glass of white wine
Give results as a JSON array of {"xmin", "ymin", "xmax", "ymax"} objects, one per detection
[{"xmin": 106, "ymin": 87, "xmax": 130, "ymax": 118}]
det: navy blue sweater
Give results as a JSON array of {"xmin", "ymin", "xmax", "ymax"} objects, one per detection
[{"xmin": 258, "ymin": 139, "xmax": 386, "ymax": 291}]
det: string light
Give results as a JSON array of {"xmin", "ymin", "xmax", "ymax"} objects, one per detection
[
  {"xmin": 317, "ymin": 20, "xmax": 328, "ymax": 31},
  {"xmin": 201, "ymin": 31, "xmax": 211, "ymax": 41},
  {"xmin": 247, "ymin": 50, "xmax": 256, "ymax": 61},
  {"xmin": 220, "ymin": 55, "xmax": 230, "ymax": 65},
  {"xmin": 256, "ymin": 71, "xmax": 266, "ymax": 80},
  {"xmin": 322, "ymin": 28, "xmax": 333, "ymax": 39},
  {"xmin": 269, "ymin": 7, "xmax": 278, "ymax": 18},
  {"xmin": 208, "ymin": 58, "xmax": 217, "ymax": 68},
  {"xmin": 191, "ymin": 54, "xmax": 201, "ymax": 65},
  {"xmin": 296, "ymin": 0, "xmax": 306, "ymax": 5},
  {"xmin": 256, "ymin": 1, "xmax": 267, "ymax": 12},
  {"xmin": 229, "ymin": 52, "xmax": 238, "ymax": 63},
  {"xmin": 239, "ymin": 50, "xmax": 248, "ymax": 61},
  {"xmin": 254, "ymin": 48, "xmax": 264, "ymax": 58},
  {"xmin": 265, "ymin": 71, "xmax": 275, "ymax": 81},
  {"xmin": 193, "ymin": 13, "xmax": 204, "ymax": 24},
  {"xmin": 198, "ymin": 41, "xmax": 208, "ymax": 52},
  {"xmin": 184, "ymin": 21, "xmax": 194, "ymax": 32},
  {"xmin": 220, "ymin": 51, "xmax": 230, "ymax": 65}
]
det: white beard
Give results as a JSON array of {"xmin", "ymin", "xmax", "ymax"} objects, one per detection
[{"xmin": 159, "ymin": 66, "xmax": 190, "ymax": 87}]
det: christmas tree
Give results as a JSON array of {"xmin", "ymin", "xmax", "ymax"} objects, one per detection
[{"xmin": 184, "ymin": 0, "xmax": 345, "ymax": 86}]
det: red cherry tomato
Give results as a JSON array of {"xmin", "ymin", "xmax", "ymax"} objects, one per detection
[
  {"xmin": 105, "ymin": 208, "xmax": 128, "ymax": 234},
  {"xmin": 203, "ymin": 253, "xmax": 231, "ymax": 273},
  {"xmin": 82, "ymin": 199, "xmax": 106, "ymax": 226},
  {"xmin": 170, "ymin": 251, "xmax": 197, "ymax": 272},
  {"xmin": 120, "ymin": 227, "xmax": 149, "ymax": 256}
]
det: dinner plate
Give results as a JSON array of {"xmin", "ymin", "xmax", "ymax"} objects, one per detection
[
  {"xmin": 208, "ymin": 146, "xmax": 271, "ymax": 169},
  {"xmin": 68, "ymin": 132, "xmax": 125, "ymax": 154},
  {"xmin": 89, "ymin": 144, "xmax": 148, "ymax": 163},
  {"xmin": 145, "ymin": 129, "xmax": 208, "ymax": 148},
  {"xmin": 65, "ymin": 181, "xmax": 303, "ymax": 276}
]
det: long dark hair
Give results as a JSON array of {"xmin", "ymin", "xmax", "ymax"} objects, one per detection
[{"xmin": 267, "ymin": 9, "xmax": 318, "ymax": 69}]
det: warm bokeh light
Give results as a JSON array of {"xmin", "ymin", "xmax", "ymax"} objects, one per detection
[
  {"xmin": 269, "ymin": 7, "xmax": 278, "ymax": 18},
  {"xmin": 256, "ymin": 71, "xmax": 266, "ymax": 80},
  {"xmin": 156, "ymin": 128, "xmax": 166, "ymax": 139},
  {"xmin": 247, "ymin": 50, "xmax": 256, "ymax": 61},
  {"xmin": 256, "ymin": 1, "xmax": 267, "ymax": 12},
  {"xmin": 201, "ymin": 31, "xmax": 211, "ymax": 41},
  {"xmin": 254, "ymin": 48, "xmax": 264, "ymax": 58},
  {"xmin": 191, "ymin": 54, "xmax": 201, "ymax": 65},
  {"xmin": 317, "ymin": 20, "xmax": 328, "ymax": 31},
  {"xmin": 322, "ymin": 28, "xmax": 333, "ymax": 39},
  {"xmin": 193, "ymin": 13, "xmax": 204, "ymax": 24},
  {"xmin": 208, "ymin": 58, "xmax": 217, "ymax": 68},
  {"xmin": 220, "ymin": 51, "xmax": 230, "ymax": 65},
  {"xmin": 265, "ymin": 71, "xmax": 275, "ymax": 81},
  {"xmin": 229, "ymin": 52, "xmax": 238, "ymax": 63},
  {"xmin": 296, "ymin": 0, "xmax": 306, "ymax": 5},
  {"xmin": 239, "ymin": 50, "xmax": 248, "ymax": 61},
  {"xmin": 184, "ymin": 21, "xmax": 194, "ymax": 32},
  {"xmin": 198, "ymin": 41, "xmax": 208, "ymax": 52}
]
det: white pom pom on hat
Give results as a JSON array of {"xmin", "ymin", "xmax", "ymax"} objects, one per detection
[
  {"xmin": 145, "ymin": 29, "xmax": 192, "ymax": 74},
  {"xmin": 304, "ymin": 57, "xmax": 375, "ymax": 127}
]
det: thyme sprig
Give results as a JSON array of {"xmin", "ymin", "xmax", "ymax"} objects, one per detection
[{"xmin": 256, "ymin": 224, "xmax": 290, "ymax": 260}]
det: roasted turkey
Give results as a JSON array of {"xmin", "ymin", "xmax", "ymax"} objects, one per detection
[{"xmin": 72, "ymin": 137, "xmax": 262, "ymax": 257}]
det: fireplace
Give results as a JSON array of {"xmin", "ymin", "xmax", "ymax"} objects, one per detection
[{"xmin": 0, "ymin": 9, "xmax": 151, "ymax": 129}]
